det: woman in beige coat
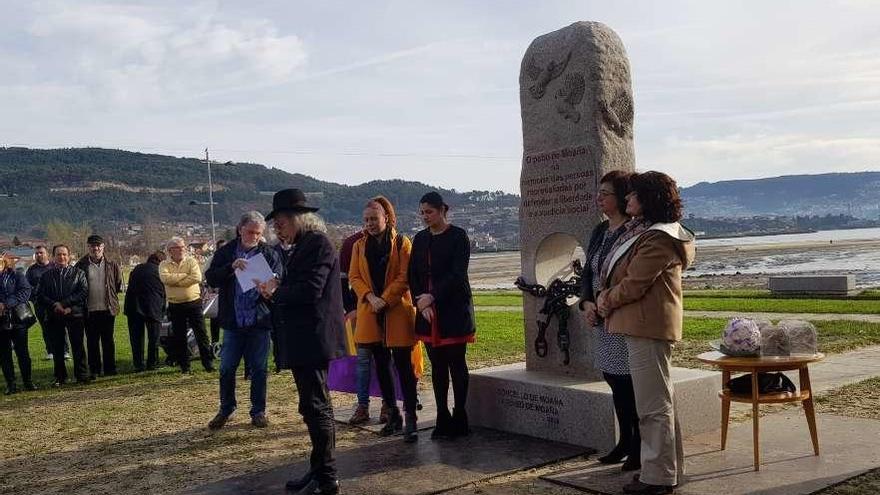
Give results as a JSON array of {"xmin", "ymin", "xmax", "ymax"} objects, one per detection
[
  {"xmin": 597, "ymin": 171, "xmax": 695, "ymax": 495},
  {"xmin": 349, "ymin": 196, "xmax": 419, "ymax": 442}
]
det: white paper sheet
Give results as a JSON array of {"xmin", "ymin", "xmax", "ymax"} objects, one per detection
[{"xmin": 234, "ymin": 253, "xmax": 275, "ymax": 292}]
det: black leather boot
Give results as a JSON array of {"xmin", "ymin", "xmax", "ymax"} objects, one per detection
[
  {"xmin": 450, "ymin": 408, "xmax": 470, "ymax": 438},
  {"xmin": 431, "ymin": 409, "xmax": 453, "ymax": 440},
  {"xmin": 379, "ymin": 407, "xmax": 403, "ymax": 436}
]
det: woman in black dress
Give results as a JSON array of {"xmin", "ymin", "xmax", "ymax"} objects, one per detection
[{"xmin": 408, "ymin": 192, "xmax": 476, "ymax": 439}]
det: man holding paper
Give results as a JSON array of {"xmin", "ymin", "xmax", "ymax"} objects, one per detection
[{"xmin": 205, "ymin": 211, "xmax": 283, "ymax": 429}]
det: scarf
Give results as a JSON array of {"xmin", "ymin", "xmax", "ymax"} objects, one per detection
[{"xmin": 599, "ymin": 217, "xmax": 652, "ymax": 286}]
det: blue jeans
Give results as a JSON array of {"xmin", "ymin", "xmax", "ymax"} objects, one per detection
[
  {"xmin": 355, "ymin": 345, "xmax": 373, "ymax": 406},
  {"xmin": 219, "ymin": 327, "xmax": 270, "ymax": 417}
]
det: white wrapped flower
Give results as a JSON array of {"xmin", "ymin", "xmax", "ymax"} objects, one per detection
[{"xmin": 721, "ymin": 318, "xmax": 762, "ymax": 356}]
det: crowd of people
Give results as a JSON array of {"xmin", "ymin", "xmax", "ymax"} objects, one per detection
[{"xmin": 0, "ymin": 172, "xmax": 692, "ymax": 495}]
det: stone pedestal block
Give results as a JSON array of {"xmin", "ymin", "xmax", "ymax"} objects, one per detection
[
  {"xmin": 468, "ymin": 362, "xmax": 722, "ymax": 451},
  {"xmin": 769, "ymin": 275, "xmax": 858, "ymax": 296}
]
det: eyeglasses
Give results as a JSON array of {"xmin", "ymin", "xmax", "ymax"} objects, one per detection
[{"xmin": 597, "ymin": 190, "xmax": 616, "ymax": 198}]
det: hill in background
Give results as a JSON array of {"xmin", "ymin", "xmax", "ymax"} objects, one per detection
[
  {"xmin": 0, "ymin": 147, "xmax": 517, "ymax": 236},
  {"xmin": 681, "ymin": 172, "xmax": 880, "ymax": 219},
  {"xmin": 1, "ymin": 147, "xmax": 878, "ymax": 243}
]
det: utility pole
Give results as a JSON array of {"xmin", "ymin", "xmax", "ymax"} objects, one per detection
[{"xmin": 205, "ymin": 148, "xmax": 217, "ymax": 247}]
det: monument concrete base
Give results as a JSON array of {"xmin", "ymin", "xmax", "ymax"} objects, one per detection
[{"xmin": 468, "ymin": 362, "xmax": 721, "ymax": 452}]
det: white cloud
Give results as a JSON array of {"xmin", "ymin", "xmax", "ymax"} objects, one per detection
[{"xmin": 22, "ymin": 2, "xmax": 307, "ymax": 107}]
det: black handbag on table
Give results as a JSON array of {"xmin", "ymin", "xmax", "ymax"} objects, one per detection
[{"xmin": 727, "ymin": 372, "xmax": 797, "ymax": 395}]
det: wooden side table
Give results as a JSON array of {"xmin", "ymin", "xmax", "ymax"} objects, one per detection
[{"xmin": 696, "ymin": 351, "xmax": 825, "ymax": 471}]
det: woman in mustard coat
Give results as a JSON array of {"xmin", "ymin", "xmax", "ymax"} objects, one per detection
[{"xmin": 349, "ymin": 196, "xmax": 419, "ymax": 442}]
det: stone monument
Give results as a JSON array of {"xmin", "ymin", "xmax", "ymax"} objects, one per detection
[{"xmin": 467, "ymin": 22, "xmax": 720, "ymax": 451}]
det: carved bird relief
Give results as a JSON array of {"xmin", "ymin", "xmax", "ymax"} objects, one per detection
[
  {"xmin": 599, "ymin": 89, "xmax": 634, "ymax": 136},
  {"xmin": 555, "ymin": 73, "xmax": 585, "ymax": 123},
  {"xmin": 525, "ymin": 51, "xmax": 572, "ymax": 99}
]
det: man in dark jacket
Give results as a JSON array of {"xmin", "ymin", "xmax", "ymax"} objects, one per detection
[
  {"xmin": 1, "ymin": 253, "xmax": 35, "ymax": 394},
  {"xmin": 205, "ymin": 212, "xmax": 282, "ymax": 430},
  {"xmin": 38, "ymin": 245, "xmax": 90, "ymax": 386},
  {"xmin": 26, "ymin": 245, "xmax": 63, "ymax": 359},
  {"xmin": 124, "ymin": 251, "xmax": 167, "ymax": 372},
  {"xmin": 74, "ymin": 234, "xmax": 123, "ymax": 377},
  {"xmin": 259, "ymin": 189, "xmax": 344, "ymax": 495}
]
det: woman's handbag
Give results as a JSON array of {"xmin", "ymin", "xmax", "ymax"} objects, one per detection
[{"xmin": 12, "ymin": 303, "xmax": 37, "ymax": 329}]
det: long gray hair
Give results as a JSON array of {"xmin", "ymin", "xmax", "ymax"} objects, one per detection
[{"xmin": 278, "ymin": 211, "xmax": 327, "ymax": 234}]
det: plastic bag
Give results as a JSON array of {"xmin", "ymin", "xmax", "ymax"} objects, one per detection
[
  {"xmin": 760, "ymin": 322, "xmax": 791, "ymax": 356},
  {"xmin": 778, "ymin": 319, "xmax": 818, "ymax": 355}
]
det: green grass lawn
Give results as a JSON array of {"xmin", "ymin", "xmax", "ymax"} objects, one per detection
[
  {"xmin": 684, "ymin": 297, "xmax": 880, "ymax": 314},
  {"xmin": 9, "ymin": 316, "xmax": 207, "ymax": 394},
  {"xmin": 7, "ymin": 309, "xmax": 880, "ymax": 398},
  {"xmin": 473, "ymin": 290, "xmax": 880, "ymax": 314}
]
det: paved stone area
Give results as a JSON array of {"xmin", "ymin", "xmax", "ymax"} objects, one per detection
[
  {"xmin": 185, "ymin": 428, "xmax": 588, "ymax": 495},
  {"xmin": 805, "ymin": 345, "xmax": 880, "ymax": 393},
  {"xmin": 189, "ymin": 345, "xmax": 880, "ymax": 495},
  {"xmin": 543, "ymin": 411, "xmax": 880, "ymax": 495},
  {"xmin": 332, "ymin": 388, "xmax": 451, "ymax": 434}
]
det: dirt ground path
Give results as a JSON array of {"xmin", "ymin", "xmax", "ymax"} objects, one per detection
[{"xmin": 0, "ymin": 372, "xmax": 363, "ymax": 495}]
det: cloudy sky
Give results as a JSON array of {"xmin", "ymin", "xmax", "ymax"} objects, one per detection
[{"xmin": 2, "ymin": 0, "xmax": 879, "ymax": 193}]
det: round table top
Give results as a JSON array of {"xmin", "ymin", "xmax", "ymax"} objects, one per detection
[{"xmin": 696, "ymin": 351, "xmax": 825, "ymax": 369}]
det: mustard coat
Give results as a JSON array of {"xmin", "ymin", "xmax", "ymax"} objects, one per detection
[{"xmin": 349, "ymin": 230, "xmax": 417, "ymax": 347}]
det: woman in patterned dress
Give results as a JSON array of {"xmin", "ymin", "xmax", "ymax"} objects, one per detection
[{"xmin": 579, "ymin": 170, "xmax": 641, "ymax": 470}]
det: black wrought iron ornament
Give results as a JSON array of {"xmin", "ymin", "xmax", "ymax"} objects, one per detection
[{"xmin": 515, "ymin": 259, "xmax": 583, "ymax": 365}]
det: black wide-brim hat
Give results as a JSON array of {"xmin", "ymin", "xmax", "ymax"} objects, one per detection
[{"xmin": 265, "ymin": 188, "xmax": 320, "ymax": 220}]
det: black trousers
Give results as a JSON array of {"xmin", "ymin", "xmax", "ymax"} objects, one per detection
[
  {"xmin": 36, "ymin": 304, "xmax": 68, "ymax": 355},
  {"xmin": 363, "ymin": 343, "xmax": 417, "ymax": 415},
  {"xmin": 0, "ymin": 326, "xmax": 32, "ymax": 386},
  {"xmin": 85, "ymin": 310, "xmax": 116, "ymax": 375},
  {"xmin": 292, "ymin": 365, "xmax": 337, "ymax": 484},
  {"xmin": 168, "ymin": 300, "xmax": 213, "ymax": 371},
  {"xmin": 48, "ymin": 316, "xmax": 88, "ymax": 382},
  {"xmin": 603, "ymin": 372, "xmax": 641, "ymax": 460},
  {"xmin": 425, "ymin": 343, "xmax": 469, "ymax": 415},
  {"xmin": 128, "ymin": 313, "xmax": 161, "ymax": 371},
  {"xmin": 210, "ymin": 318, "xmax": 221, "ymax": 343}
]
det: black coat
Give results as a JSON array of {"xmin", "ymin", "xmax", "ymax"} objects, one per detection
[
  {"xmin": 124, "ymin": 261, "xmax": 166, "ymax": 321},
  {"xmin": 408, "ymin": 225, "xmax": 475, "ymax": 340},
  {"xmin": 205, "ymin": 239, "xmax": 282, "ymax": 331},
  {"xmin": 271, "ymin": 230, "xmax": 345, "ymax": 368},
  {"xmin": 25, "ymin": 263, "xmax": 52, "ymax": 304},
  {"xmin": 38, "ymin": 266, "xmax": 89, "ymax": 319},
  {"xmin": 1, "ymin": 268, "xmax": 32, "ymax": 330}
]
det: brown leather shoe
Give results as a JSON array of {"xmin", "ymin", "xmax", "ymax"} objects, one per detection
[
  {"xmin": 348, "ymin": 404, "xmax": 370, "ymax": 425},
  {"xmin": 622, "ymin": 480, "xmax": 674, "ymax": 494},
  {"xmin": 251, "ymin": 413, "xmax": 269, "ymax": 428},
  {"xmin": 208, "ymin": 413, "xmax": 230, "ymax": 430}
]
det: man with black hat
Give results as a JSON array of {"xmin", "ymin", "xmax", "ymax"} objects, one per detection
[
  {"xmin": 75, "ymin": 234, "xmax": 123, "ymax": 377},
  {"xmin": 257, "ymin": 189, "xmax": 344, "ymax": 495}
]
